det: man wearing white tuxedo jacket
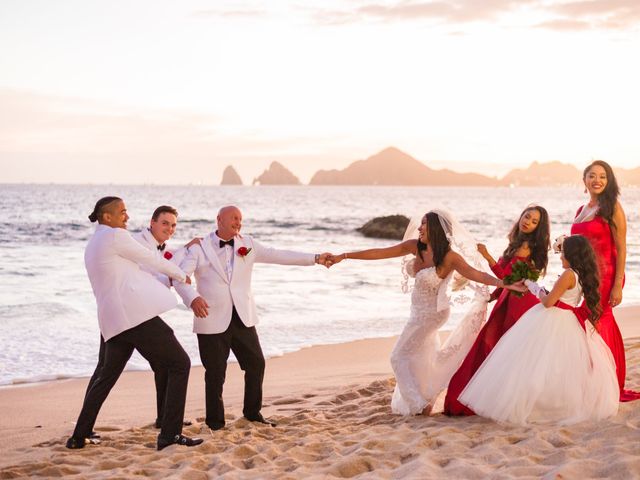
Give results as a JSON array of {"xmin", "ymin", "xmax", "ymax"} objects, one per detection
[
  {"xmin": 175, "ymin": 205, "xmax": 329, "ymax": 430},
  {"xmin": 83, "ymin": 205, "xmax": 200, "ymax": 430},
  {"xmin": 67, "ymin": 197, "xmax": 202, "ymax": 451}
]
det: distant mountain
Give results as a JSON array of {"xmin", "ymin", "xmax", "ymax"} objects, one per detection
[
  {"xmin": 220, "ymin": 165, "xmax": 243, "ymax": 185},
  {"xmin": 309, "ymin": 147, "xmax": 500, "ymax": 186},
  {"xmin": 501, "ymin": 161, "xmax": 581, "ymax": 186},
  {"xmin": 253, "ymin": 161, "xmax": 301, "ymax": 185},
  {"xmin": 617, "ymin": 166, "xmax": 640, "ymax": 186}
]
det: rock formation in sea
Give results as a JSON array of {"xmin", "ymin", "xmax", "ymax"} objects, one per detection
[
  {"xmin": 357, "ymin": 215, "xmax": 411, "ymax": 240},
  {"xmin": 253, "ymin": 161, "xmax": 301, "ymax": 185},
  {"xmin": 221, "ymin": 165, "xmax": 243, "ymax": 185}
]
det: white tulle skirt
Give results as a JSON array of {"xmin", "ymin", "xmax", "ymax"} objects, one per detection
[{"xmin": 458, "ymin": 304, "xmax": 619, "ymax": 425}]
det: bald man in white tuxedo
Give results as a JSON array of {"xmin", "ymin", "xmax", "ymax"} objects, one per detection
[{"xmin": 175, "ymin": 206, "xmax": 330, "ymax": 431}]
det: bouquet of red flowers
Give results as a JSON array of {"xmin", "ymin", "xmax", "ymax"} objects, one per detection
[{"xmin": 503, "ymin": 260, "xmax": 540, "ymax": 297}]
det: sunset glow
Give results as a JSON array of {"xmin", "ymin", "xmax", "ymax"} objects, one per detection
[{"xmin": 1, "ymin": 0, "xmax": 639, "ymax": 184}]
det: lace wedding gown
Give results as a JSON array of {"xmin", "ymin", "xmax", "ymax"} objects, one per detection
[
  {"xmin": 458, "ymin": 271, "xmax": 619, "ymax": 425},
  {"xmin": 390, "ymin": 260, "xmax": 488, "ymax": 415}
]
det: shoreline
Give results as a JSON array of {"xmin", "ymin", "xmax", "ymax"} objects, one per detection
[
  {"xmin": 5, "ymin": 301, "xmax": 640, "ymax": 391},
  {"xmin": 0, "ymin": 306, "xmax": 638, "ymax": 477}
]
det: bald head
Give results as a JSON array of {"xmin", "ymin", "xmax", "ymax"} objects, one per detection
[{"xmin": 216, "ymin": 205, "xmax": 243, "ymax": 240}]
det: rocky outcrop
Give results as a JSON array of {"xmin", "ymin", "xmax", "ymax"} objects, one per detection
[
  {"xmin": 310, "ymin": 147, "xmax": 500, "ymax": 186},
  {"xmin": 496, "ymin": 160, "xmax": 640, "ymax": 186},
  {"xmin": 253, "ymin": 162, "xmax": 301, "ymax": 185},
  {"xmin": 221, "ymin": 165, "xmax": 243, "ymax": 185},
  {"xmin": 357, "ymin": 215, "xmax": 410, "ymax": 240}
]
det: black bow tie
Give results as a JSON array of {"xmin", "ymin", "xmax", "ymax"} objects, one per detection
[
  {"xmin": 219, "ymin": 238, "xmax": 234, "ymax": 248},
  {"xmin": 157, "ymin": 243, "xmax": 166, "ymax": 251}
]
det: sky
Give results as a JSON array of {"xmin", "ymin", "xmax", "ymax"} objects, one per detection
[{"xmin": 1, "ymin": 0, "xmax": 639, "ymax": 184}]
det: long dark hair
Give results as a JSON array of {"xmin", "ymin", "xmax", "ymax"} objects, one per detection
[
  {"xmin": 563, "ymin": 235, "xmax": 602, "ymax": 325},
  {"xmin": 502, "ymin": 206, "xmax": 550, "ymax": 274},
  {"xmin": 584, "ymin": 160, "xmax": 620, "ymax": 227},
  {"xmin": 417, "ymin": 211, "xmax": 451, "ymax": 268},
  {"xmin": 88, "ymin": 196, "xmax": 122, "ymax": 223}
]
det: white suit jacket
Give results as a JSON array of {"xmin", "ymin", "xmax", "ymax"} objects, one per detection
[
  {"xmin": 175, "ymin": 233, "xmax": 314, "ymax": 334},
  {"xmin": 85, "ymin": 224, "xmax": 187, "ymax": 341},
  {"xmin": 133, "ymin": 229, "xmax": 188, "ymax": 287}
]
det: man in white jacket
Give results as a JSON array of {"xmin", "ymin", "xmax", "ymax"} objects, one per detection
[
  {"xmin": 67, "ymin": 197, "xmax": 203, "ymax": 451},
  {"xmin": 133, "ymin": 205, "xmax": 201, "ymax": 428},
  {"xmin": 175, "ymin": 205, "xmax": 329, "ymax": 431},
  {"xmin": 83, "ymin": 205, "xmax": 200, "ymax": 430}
]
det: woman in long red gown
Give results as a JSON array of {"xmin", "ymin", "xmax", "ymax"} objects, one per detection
[
  {"xmin": 571, "ymin": 160, "xmax": 640, "ymax": 402},
  {"xmin": 445, "ymin": 205, "xmax": 550, "ymax": 415}
]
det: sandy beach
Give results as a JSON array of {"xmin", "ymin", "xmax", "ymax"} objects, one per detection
[{"xmin": 1, "ymin": 307, "xmax": 639, "ymax": 479}]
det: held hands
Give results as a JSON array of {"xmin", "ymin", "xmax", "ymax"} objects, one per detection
[
  {"xmin": 315, "ymin": 252, "xmax": 336, "ymax": 268},
  {"xmin": 191, "ymin": 296, "xmax": 209, "ymax": 318},
  {"xmin": 502, "ymin": 279, "xmax": 527, "ymax": 294},
  {"xmin": 324, "ymin": 253, "xmax": 347, "ymax": 268}
]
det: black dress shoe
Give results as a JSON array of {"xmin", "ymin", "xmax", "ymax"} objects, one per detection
[
  {"xmin": 244, "ymin": 414, "xmax": 276, "ymax": 427},
  {"xmin": 65, "ymin": 436, "xmax": 86, "ymax": 449},
  {"xmin": 157, "ymin": 434, "xmax": 204, "ymax": 451}
]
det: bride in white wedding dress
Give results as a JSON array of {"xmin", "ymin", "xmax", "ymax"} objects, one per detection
[{"xmin": 331, "ymin": 209, "xmax": 525, "ymax": 415}]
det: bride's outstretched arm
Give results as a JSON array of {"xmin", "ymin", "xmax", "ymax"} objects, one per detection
[
  {"xmin": 447, "ymin": 251, "xmax": 525, "ymax": 292},
  {"xmin": 330, "ymin": 239, "xmax": 417, "ymax": 265}
]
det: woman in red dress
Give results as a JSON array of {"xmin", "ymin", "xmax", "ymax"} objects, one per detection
[
  {"xmin": 444, "ymin": 205, "xmax": 550, "ymax": 416},
  {"xmin": 571, "ymin": 160, "xmax": 640, "ymax": 402}
]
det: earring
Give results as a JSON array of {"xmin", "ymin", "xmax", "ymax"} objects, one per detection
[{"xmin": 584, "ymin": 188, "xmax": 587, "ymax": 194}]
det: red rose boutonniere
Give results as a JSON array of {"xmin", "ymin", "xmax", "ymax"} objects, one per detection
[
  {"xmin": 164, "ymin": 251, "xmax": 173, "ymax": 260},
  {"xmin": 237, "ymin": 246, "xmax": 252, "ymax": 258}
]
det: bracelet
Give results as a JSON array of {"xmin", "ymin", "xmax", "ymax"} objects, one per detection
[{"xmin": 314, "ymin": 254, "xmax": 320, "ymax": 263}]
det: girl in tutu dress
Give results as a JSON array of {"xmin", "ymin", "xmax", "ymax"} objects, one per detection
[
  {"xmin": 445, "ymin": 205, "xmax": 550, "ymax": 416},
  {"xmin": 458, "ymin": 235, "xmax": 619, "ymax": 425}
]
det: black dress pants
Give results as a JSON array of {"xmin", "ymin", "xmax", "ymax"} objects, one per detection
[
  {"xmin": 197, "ymin": 307, "xmax": 265, "ymax": 428},
  {"xmin": 84, "ymin": 336, "xmax": 168, "ymax": 425},
  {"xmin": 73, "ymin": 317, "xmax": 190, "ymax": 441}
]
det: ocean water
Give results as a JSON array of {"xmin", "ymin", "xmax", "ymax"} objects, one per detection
[{"xmin": 1, "ymin": 184, "xmax": 639, "ymax": 386}]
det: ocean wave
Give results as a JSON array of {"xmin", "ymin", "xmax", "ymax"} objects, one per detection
[
  {"xmin": 0, "ymin": 301, "xmax": 79, "ymax": 319},
  {"xmin": 0, "ymin": 221, "xmax": 92, "ymax": 244}
]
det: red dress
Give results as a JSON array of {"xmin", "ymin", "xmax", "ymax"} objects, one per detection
[
  {"xmin": 571, "ymin": 211, "xmax": 640, "ymax": 402},
  {"xmin": 444, "ymin": 256, "xmax": 540, "ymax": 415}
]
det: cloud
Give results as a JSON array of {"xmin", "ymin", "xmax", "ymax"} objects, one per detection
[
  {"xmin": 535, "ymin": 19, "xmax": 592, "ymax": 31},
  {"xmin": 312, "ymin": 1, "xmax": 535, "ymax": 26},
  {"xmin": 537, "ymin": 0, "xmax": 640, "ymax": 31},
  {"xmin": 0, "ymin": 89, "xmax": 350, "ymax": 184},
  {"xmin": 191, "ymin": 8, "xmax": 269, "ymax": 19},
  {"xmin": 310, "ymin": 0, "xmax": 640, "ymax": 31}
]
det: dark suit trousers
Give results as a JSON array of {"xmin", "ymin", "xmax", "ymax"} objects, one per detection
[
  {"xmin": 84, "ymin": 336, "xmax": 168, "ymax": 424},
  {"xmin": 197, "ymin": 308, "xmax": 265, "ymax": 427},
  {"xmin": 73, "ymin": 317, "xmax": 190, "ymax": 441}
]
